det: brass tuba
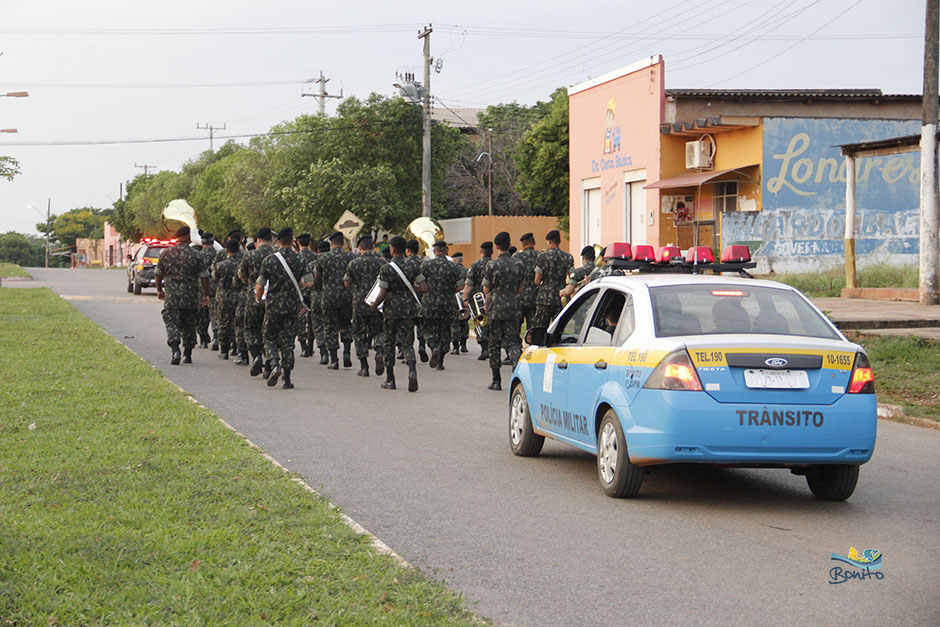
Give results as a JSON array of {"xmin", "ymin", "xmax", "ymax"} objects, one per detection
[
  {"xmin": 162, "ymin": 199, "xmax": 199, "ymax": 238},
  {"xmin": 406, "ymin": 216, "xmax": 445, "ymax": 256}
]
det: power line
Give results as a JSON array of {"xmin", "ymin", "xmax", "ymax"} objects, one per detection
[
  {"xmin": 0, "ymin": 24, "xmax": 423, "ymax": 36},
  {"xmin": 2, "ymin": 79, "xmax": 311, "ymax": 89}
]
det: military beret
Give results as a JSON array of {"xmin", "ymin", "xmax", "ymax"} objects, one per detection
[
  {"xmin": 406, "ymin": 239, "xmax": 420, "ymax": 253},
  {"xmin": 201, "ymin": 232, "xmax": 214, "ymax": 243},
  {"xmin": 389, "ymin": 235, "xmax": 407, "ymax": 250},
  {"xmin": 174, "ymin": 226, "xmax": 190, "ymax": 238},
  {"xmin": 227, "ymin": 228, "xmax": 242, "ymax": 240},
  {"xmin": 329, "ymin": 231, "xmax": 345, "ymax": 243},
  {"xmin": 246, "ymin": 242, "xmax": 256, "ymax": 251},
  {"xmin": 357, "ymin": 234, "xmax": 373, "ymax": 247},
  {"xmin": 432, "ymin": 239, "xmax": 447, "ymax": 249},
  {"xmin": 480, "ymin": 241, "xmax": 493, "ymax": 252},
  {"xmin": 255, "ymin": 227, "xmax": 273, "ymax": 240},
  {"xmin": 452, "ymin": 251, "xmax": 463, "ymax": 258},
  {"xmin": 546, "ymin": 229, "xmax": 561, "ymax": 242},
  {"xmin": 493, "ymin": 231, "xmax": 510, "ymax": 247},
  {"xmin": 316, "ymin": 240, "xmax": 330, "ymax": 252},
  {"xmin": 520, "ymin": 232, "xmax": 534, "ymax": 243},
  {"xmin": 508, "ymin": 246, "xmax": 517, "ymax": 256},
  {"xmin": 224, "ymin": 239, "xmax": 239, "ymax": 253},
  {"xmin": 581, "ymin": 245, "xmax": 596, "ymax": 259},
  {"xmin": 277, "ymin": 227, "xmax": 293, "ymax": 241},
  {"xmin": 296, "ymin": 233, "xmax": 311, "ymax": 246}
]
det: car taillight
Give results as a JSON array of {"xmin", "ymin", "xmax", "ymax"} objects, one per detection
[
  {"xmin": 644, "ymin": 349, "xmax": 703, "ymax": 391},
  {"xmin": 848, "ymin": 352, "xmax": 875, "ymax": 394}
]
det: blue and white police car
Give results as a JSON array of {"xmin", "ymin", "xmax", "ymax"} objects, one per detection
[{"xmin": 508, "ymin": 244, "xmax": 876, "ymax": 500}]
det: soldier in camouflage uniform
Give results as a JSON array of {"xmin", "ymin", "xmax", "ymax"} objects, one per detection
[
  {"xmin": 195, "ymin": 232, "xmax": 220, "ymax": 350},
  {"xmin": 314, "ymin": 232, "xmax": 356, "ymax": 370},
  {"xmin": 295, "ymin": 233, "xmax": 317, "ymax": 358},
  {"xmin": 238, "ymin": 227, "xmax": 276, "ymax": 377},
  {"xmin": 154, "ymin": 226, "xmax": 210, "ymax": 365},
  {"xmin": 404, "ymin": 239, "xmax": 428, "ymax": 363},
  {"xmin": 343, "ymin": 234, "xmax": 386, "ymax": 377},
  {"xmin": 483, "ymin": 232, "xmax": 524, "ymax": 390},
  {"xmin": 217, "ymin": 230, "xmax": 249, "ymax": 365},
  {"xmin": 419, "ymin": 240, "xmax": 463, "ymax": 371},
  {"xmin": 255, "ymin": 227, "xmax": 313, "ymax": 389},
  {"xmin": 463, "ymin": 241, "xmax": 493, "ymax": 361},
  {"xmin": 514, "ymin": 232, "xmax": 540, "ymax": 334},
  {"xmin": 370, "ymin": 236, "xmax": 427, "ymax": 392},
  {"xmin": 211, "ymin": 238, "xmax": 242, "ymax": 360},
  {"xmin": 559, "ymin": 246, "xmax": 597, "ymax": 302},
  {"xmin": 309, "ymin": 240, "xmax": 330, "ymax": 363},
  {"xmin": 450, "ymin": 251, "xmax": 469, "ymax": 355},
  {"xmin": 533, "ymin": 229, "xmax": 574, "ymax": 328}
]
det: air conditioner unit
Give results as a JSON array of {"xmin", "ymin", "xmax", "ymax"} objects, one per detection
[{"xmin": 685, "ymin": 136, "xmax": 715, "ymax": 170}]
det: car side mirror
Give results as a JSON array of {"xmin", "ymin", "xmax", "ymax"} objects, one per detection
[
  {"xmin": 524, "ymin": 326, "xmax": 548, "ymax": 347},
  {"xmin": 127, "ymin": 254, "xmax": 133, "ymax": 261}
]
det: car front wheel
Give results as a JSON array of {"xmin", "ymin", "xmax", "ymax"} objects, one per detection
[
  {"xmin": 806, "ymin": 464, "xmax": 859, "ymax": 501},
  {"xmin": 597, "ymin": 410, "xmax": 643, "ymax": 498},
  {"xmin": 133, "ymin": 276, "xmax": 142, "ymax": 295},
  {"xmin": 509, "ymin": 384, "xmax": 544, "ymax": 457}
]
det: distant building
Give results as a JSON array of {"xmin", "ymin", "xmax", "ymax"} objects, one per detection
[{"xmin": 74, "ymin": 222, "xmax": 131, "ymax": 267}]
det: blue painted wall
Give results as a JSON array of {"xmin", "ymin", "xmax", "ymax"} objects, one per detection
[{"xmin": 723, "ymin": 117, "xmax": 921, "ymax": 272}]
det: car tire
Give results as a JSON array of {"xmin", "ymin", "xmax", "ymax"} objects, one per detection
[
  {"xmin": 127, "ymin": 278, "xmax": 133, "ymax": 293},
  {"xmin": 596, "ymin": 409, "xmax": 643, "ymax": 498},
  {"xmin": 133, "ymin": 276, "xmax": 142, "ymax": 295},
  {"xmin": 806, "ymin": 464, "xmax": 859, "ymax": 501},
  {"xmin": 509, "ymin": 384, "xmax": 544, "ymax": 457}
]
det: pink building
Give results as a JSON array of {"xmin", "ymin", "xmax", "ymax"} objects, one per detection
[{"xmin": 103, "ymin": 221, "xmax": 131, "ymax": 267}]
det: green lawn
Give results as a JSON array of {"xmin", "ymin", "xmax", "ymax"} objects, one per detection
[
  {"xmin": 761, "ymin": 263, "xmax": 918, "ymax": 297},
  {"xmin": 854, "ymin": 334, "xmax": 940, "ymax": 423},
  {"xmin": 0, "ymin": 262, "xmax": 30, "ymax": 278},
  {"xmin": 0, "ymin": 288, "xmax": 478, "ymax": 625}
]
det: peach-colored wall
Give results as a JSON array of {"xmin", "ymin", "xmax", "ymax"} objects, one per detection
[
  {"xmin": 447, "ymin": 215, "xmax": 569, "ymax": 260},
  {"xmin": 568, "ymin": 57, "xmax": 664, "ymax": 249}
]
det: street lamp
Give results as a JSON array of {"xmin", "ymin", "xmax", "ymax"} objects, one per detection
[
  {"xmin": 475, "ymin": 128, "xmax": 494, "ymax": 216},
  {"xmin": 1, "ymin": 91, "xmax": 29, "ymax": 98},
  {"xmin": 0, "ymin": 128, "xmax": 17, "ymax": 133}
]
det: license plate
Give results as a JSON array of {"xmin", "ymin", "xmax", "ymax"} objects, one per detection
[{"xmin": 744, "ymin": 369, "xmax": 809, "ymax": 389}]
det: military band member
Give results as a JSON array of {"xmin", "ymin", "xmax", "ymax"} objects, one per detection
[
  {"xmin": 370, "ymin": 236, "xmax": 427, "ymax": 392},
  {"xmin": 196, "ymin": 232, "xmax": 219, "ymax": 350},
  {"xmin": 238, "ymin": 227, "xmax": 276, "ymax": 378},
  {"xmin": 450, "ymin": 251, "xmax": 469, "ymax": 355},
  {"xmin": 420, "ymin": 240, "xmax": 463, "ymax": 370},
  {"xmin": 404, "ymin": 238, "xmax": 428, "ymax": 363},
  {"xmin": 514, "ymin": 232, "xmax": 539, "ymax": 336},
  {"xmin": 315, "ymin": 232, "xmax": 356, "ymax": 370},
  {"xmin": 533, "ymin": 229, "xmax": 573, "ymax": 328},
  {"xmin": 296, "ymin": 233, "xmax": 317, "ymax": 358},
  {"xmin": 212, "ymin": 238, "xmax": 242, "ymax": 360},
  {"xmin": 255, "ymin": 227, "xmax": 312, "ymax": 389},
  {"xmin": 559, "ymin": 246, "xmax": 597, "ymax": 301},
  {"xmin": 482, "ymin": 231, "xmax": 523, "ymax": 391},
  {"xmin": 311, "ymin": 240, "xmax": 330, "ymax": 363},
  {"xmin": 344, "ymin": 234, "xmax": 386, "ymax": 377},
  {"xmin": 154, "ymin": 226, "xmax": 210, "ymax": 365},
  {"xmin": 223, "ymin": 230, "xmax": 250, "ymax": 365},
  {"xmin": 463, "ymin": 241, "xmax": 493, "ymax": 360}
]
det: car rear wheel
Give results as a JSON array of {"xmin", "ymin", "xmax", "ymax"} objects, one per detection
[
  {"xmin": 127, "ymin": 278, "xmax": 133, "ymax": 293},
  {"xmin": 133, "ymin": 276, "xmax": 142, "ymax": 295},
  {"xmin": 509, "ymin": 384, "xmax": 544, "ymax": 457},
  {"xmin": 597, "ymin": 410, "xmax": 643, "ymax": 498},
  {"xmin": 806, "ymin": 464, "xmax": 859, "ymax": 501}
]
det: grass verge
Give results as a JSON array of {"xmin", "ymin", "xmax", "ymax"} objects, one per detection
[
  {"xmin": 852, "ymin": 334, "xmax": 940, "ymax": 423},
  {"xmin": 761, "ymin": 263, "xmax": 918, "ymax": 297},
  {"xmin": 0, "ymin": 263, "xmax": 30, "ymax": 278},
  {"xmin": 0, "ymin": 288, "xmax": 478, "ymax": 625}
]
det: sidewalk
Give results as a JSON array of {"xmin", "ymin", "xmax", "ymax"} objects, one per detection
[{"xmin": 812, "ymin": 297, "xmax": 940, "ymax": 340}]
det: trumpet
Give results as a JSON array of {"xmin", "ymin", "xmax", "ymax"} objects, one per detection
[
  {"xmin": 456, "ymin": 292, "xmax": 470, "ymax": 321},
  {"xmin": 468, "ymin": 291, "xmax": 488, "ymax": 327}
]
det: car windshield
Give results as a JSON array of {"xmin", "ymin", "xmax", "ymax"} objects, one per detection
[
  {"xmin": 649, "ymin": 284, "xmax": 839, "ymax": 339},
  {"xmin": 145, "ymin": 246, "xmax": 166, "ymax": 258}
]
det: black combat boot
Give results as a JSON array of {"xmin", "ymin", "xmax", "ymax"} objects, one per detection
[
  {"xmin": 477, "ymin": 342, "xmax": 489, "ymax": 361},
  {"xmin": 182, "ymin": 348, "xmax": 193, "ymax": 364},
  {"xmin": 450, "ymin": 341, "xmax": 460, "ymax": 356},
  {"xmin": 211, "ymin": 337, "xmax": 219, "ymax": 351},
  {"xmin": 381, "ymin": 364, "xmax": 396, "ymax": 390},
  {"xmin": 218, "ymin": 345, "xmax": 229, "ymax": 360},
  {"xmin": 281, "ymin": 368, "xmax": 294, "ymax": 389},
  {"xmin": 357, "ymin": 357, "xmax": 369, "ymax": 377},
  {"xmin": 298, "ymin": 338, "xmax": 310, "ymax": 357},
  {"xmin": 342, "ymin": 341, "xmax": 352, "ymax": 368},
  {"xmin": 267, "ymin": 358, "xmax": 281, "ymax": 387},
  {"xmin": 249, "ymin": 354, "xmax": 264, "ymax": 376},
  {"xmin": 407, "ymin": 359, "xmax": 419, "ymax": 392},
  {"xmin": 460, "ymin": 339, "xmax": 468, "ymax": 353},
  {"xmin": 429, "ymin": 347, "xmax": 441, "ymax": 369},
  {"xmin": 488, "ymin": 367, "xmax": 502, "ymax": 391},
  {"xmin": 436, "ymin": 349, "xmax": 445, "ymax": 371},
  {"xmin": 418, "ymin": 340, "xmax": 429, "ymax": 363},
  {"xmin": 319, "ymin": 347, "xmax": 329, "ymax": 365},
  {"xmin": 235, "ymin": 350, "xmax": 249, "ymax": 365},
  {"xmin": 170, "ymin": 344, "xmax": 181, "ymax": 365},
  {"xmin": 374, "ymin": 347, "xmax": 385, "ymax": 376},
  {"xmin": 262, "ymin": 360, "xmax": 272, "ymax": 380},
  {"xmin": 327, "ymin": 349, "xmax": 339, "ymax": 370}
]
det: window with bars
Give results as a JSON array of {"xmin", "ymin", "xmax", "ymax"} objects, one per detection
[{"xmin": 713, "ymin": 181, "xmax": 738, "ymax": 212}]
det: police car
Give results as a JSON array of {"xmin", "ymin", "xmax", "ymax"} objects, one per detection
[
  {"xmin": 508, "ymin": 244, "xmax": 876, "ymax": 501},
  {"xmin": 126, "ymin": 238, "xmax": 173, "ymax": 295}
]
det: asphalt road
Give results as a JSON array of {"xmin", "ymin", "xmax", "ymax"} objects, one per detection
[{"xmin": 10, "ymin": 268, "xmax": 940, "ymax": 626}]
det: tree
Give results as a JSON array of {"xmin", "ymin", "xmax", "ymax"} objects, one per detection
[
  {"xmin": 43, "ymin": 208, "xmax": 107, "ymax": 248},
  {"xmin": 515, "ymin": 87, "xmax": 569, "ymax": 222},
  {"xmin": 0, "ymin": 231, "xmax": 44, "ymax": 266},
  {"xmin": 0, "ymin": 156, "xmax": 20, "ymax": 181}
]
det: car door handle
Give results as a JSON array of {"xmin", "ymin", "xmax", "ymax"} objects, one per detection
[
  {"xmin": 594, "ymin": 360, "xmax": 607, "ymax": 370},
  {"xmin": 557, "ymin": 361, "xmax": 568, "ymax": 370}
]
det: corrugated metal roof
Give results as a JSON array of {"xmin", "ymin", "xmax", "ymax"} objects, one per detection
[
  {"xmin": 430, "ymin": 107, "xmax": 483, "ymax": 129},
  {"xmin": 666, "ymin": 89, "xmax": 920, "ymax": 100}
]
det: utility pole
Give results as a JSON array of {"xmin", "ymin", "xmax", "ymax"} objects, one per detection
[
  {"xmin": 301, "ymin": 71, "xmax": 343, "ymax": 116},
  {"xmin": 134, "ymin": 162, "xmax": 156, "ymax": 176},
  {"xmin": 419, "ymin": 24, "xmax": 433, "ymax": 218},
  {"xmin": 197, "ymin": 122, "xmax": 226, "ymax": 152},
  {"xmin": 920, "ymin": 0, "xmax": 939, "ymax": 305},
  {"xmin": 487, "ymin": 129, "xmax": 494, "ymax": 216}
]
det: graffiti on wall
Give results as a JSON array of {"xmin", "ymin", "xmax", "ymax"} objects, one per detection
[{"xmin": 722, "ymin": 117, "xmax": 922, "ymax": 271}]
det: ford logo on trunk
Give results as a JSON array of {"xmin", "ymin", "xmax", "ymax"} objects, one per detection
[{"xmin": 765, "ymin": 357, "xmax": 788, "ymax": 368}]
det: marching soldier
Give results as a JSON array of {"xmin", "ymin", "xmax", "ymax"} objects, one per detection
[
  {"xmin": 222, "ymin": 230, "xmax": 250, "ymax": 365},
  {"xmin": 420, "ymin": 240, "xmax": 463, "ymax": 370},
  {"xmin": 255, "ymin": 228, "xmax": 312, "ymax": 389},
  {"xmin": 310, "ymin": 240, "xmax": 331, "ymax": 364},
  {"xmin": 370, "ymin": 236, "xmax": 427, "ymax": 392},
  {"xmin": 482, "ymin": 231, "xmax": 523, "ymax": 391},
  {"xmin": 450, "ymin": 251, "xmax": 469, "ymax": 355},
  {"xmin": 154, "ymin": 226, "xmax": 210, "ymax": 365},
  {"xmin": 197, "ymin": 232, "xmax": 220, "ymax": 350},
  {"xmin": 560, "ymin": 246, "xmax": 597, "ymax": 301},
  {"xmin": 296, "ymin": 233, "xmax": 317, "ymax": 358},
  {"xmin": 238, "ymin": 227, "xmax": 276, "ymax": 378},
  {"xmin": 343, "ymin": 234, "xmax": 386, "ymax": 377},
  {"xmin": 533, "ymin": 229, "xmax": 573, "ymax": 328},
  {"xmin": 463, "ymin": 241, "xmax": 493, "ymax": 361},
  {"xmin": 404, "ymin": 238, "xmax": 428, "ymax": 363},
  {"xmin": 514, "ymin": 232, "xmax": 539, "ymax": 333},
  {"xmin": 212, "ymin": 238, "xmax": 242, "ymax": 360},
  {"xmin": 315, "ymin": 232, "xmax": 356, "ymax": 370}
]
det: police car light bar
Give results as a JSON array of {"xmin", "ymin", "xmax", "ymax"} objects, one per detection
[
  {"xmin": 632, "ymin": 244, "xmax": 656, "ymax": 262},
  {"xmin": 685, "ymin": 246, "xmax": 715, "ymax": 264},
  {"xmin": 604, "ymin": 242, "xmax": 633, "ymax": 260},
  {"xmin": 721, "ymin": 245, "xmax": 751, "ymax": 263},
  {"xmin": 141, "ymin": 237, "xmax": 176, "ymax": 245},
  {"xmin": 598, "ymin": 243, "xmax": 756, "ymax": 277}
]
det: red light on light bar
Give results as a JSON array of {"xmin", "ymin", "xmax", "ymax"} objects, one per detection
[
  {"xmin": 633, "ymin": 244, "xmax": 655, "ymax": 262},
  {"xmin": 721, "ymin": 245, "xmax": 751, "ymax": 263},
  {"xmin": 605, "ymin": 242, "xmax": 633, "ymax": 260},
  {"xmin": 685, "ymin": 246, "xmax": 715, "ymax": 264},
  {"xmin": 711, "ymin": 290, "xmax": 746, "ymax": 297},
  {"xmin": 656, "ymin": 246, "xmax": 681, "ymax": 263}
]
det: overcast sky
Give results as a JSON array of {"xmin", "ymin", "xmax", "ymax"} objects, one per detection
[{"xmin": 0, "ymin": 0, "xmax": 929, "ymax": 236}]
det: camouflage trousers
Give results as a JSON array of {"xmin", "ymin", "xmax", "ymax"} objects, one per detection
[
  {"xmin": 383, "ymin": 316, "xmax": 415, "ymax": 368},
  {"xmin": 520, "ymin": 304, "xmax": 537, "ymax": 333},
  {"xmin": 451, "ymin": 316, "xmax": 469, "ymax": 345},
  {"xmin": 423, "ymin": 315, "xmax": 452, "ymax": 352},
  {"xmin": 322, "ymin": 305, "xmax": 353, "ymax": 352},
  {"xmin": 311, "ymin": 295, "xmax": 325, "ymax": 349},
  {"xmin": 488, "ymin": 318, "xmax": 522, "ymax": 370},
  {"xmin": 216, "ymin": 297, "xmax": 237, "ymax": 353},
  {"xmin": 162, "ymin": 307, "xmax": 198, "ymax": 350},
  {"xmin": 352, "ymin": 310, "xmax": 384, "ymax": 359},
  {"xmin": 262, "ymin": 311, "xmax": 299, "ymax": 370},
  {"xmin": 233, "ymin": 290, "xmax": 248, "ymax": 355},
  {"xmin": 535, "ymin": 303, "xmax": 562, "ymax": 329},
  {"xmin": 245, "ymin": 300, "xmax": 266, "ymax": 358}
]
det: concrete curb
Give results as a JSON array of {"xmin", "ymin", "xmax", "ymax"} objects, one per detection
[{"xmin": 878, "ymin": 403, "xmax": 940, "ymax": 431}]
